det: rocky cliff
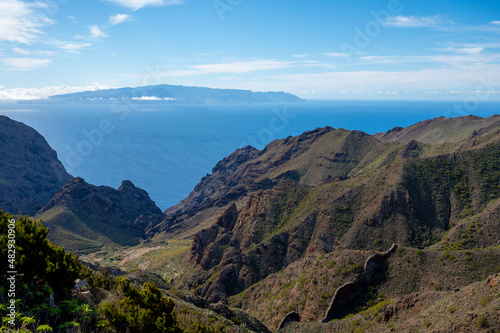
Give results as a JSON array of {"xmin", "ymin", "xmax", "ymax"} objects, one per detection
[
  {"xmin": 0, "ymin": 115, "xmax": 72, "ymax": 215},
  {"xmin": 36, "ymin": 177, "xmax": 164, "ymax": 251}
]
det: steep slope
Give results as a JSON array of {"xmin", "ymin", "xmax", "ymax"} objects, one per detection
[
  {"xmin": 152, "ymin": 115, "xmax": 500, "ymax": 318},
  {"xmin": 36, "ymin": 177, "xmax": 164, "ymax": 252},
  {"xmin": 0, "ymin": 115, "xmax": 72, "ymax": 215},
  {"xmin": 282, "ymin": 273, "xmax": 500, "ymax": 332},
  {"xmin": 154, "ymin": 127, "xmax": 402, "ymax": 239}
]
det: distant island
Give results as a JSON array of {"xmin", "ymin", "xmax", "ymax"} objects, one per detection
[{"xmin": 20, "ymin": 84, "xmax": 306, "ymax": 104}]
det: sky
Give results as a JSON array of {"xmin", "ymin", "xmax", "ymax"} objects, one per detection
[{"xmin": 1, "ymin": 0, "xmax": 500, "ymax": 100}]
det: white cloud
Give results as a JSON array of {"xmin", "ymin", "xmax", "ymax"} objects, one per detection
[
  {"xmin": 165, "ymin": 60, "xmax": 296, "ymax": 76},
  {"xmin": 323, "ymin": 52, "xmax": 357, "ymax": 57},
  {"xmin": 490, "ymin": 21, "xmax": 500, "ymax": 25},
  {"xmin": 1, "ymin": 57, "xmax": 50, "ymax": 70},
  {"xmin": 358, "ymin": 53, "xmax": 500, "ymax": 67},
  {"xmin": 36, "ymin": 50, "xmax": 56, "ymax": 56},
  {"xmin": 443, "ymin": 46, "xmax": 484, "ymax": 54},
  {"xmin": 131, "ymin": 96, "xmax": 162, "ymax": 101},
  {"xmin": 383, "ymin": 15, "xmax": 453, "ymax": 29},
  {"xmin": 105, "ymin": 0, "xmax": 182, "ymax": 11},
  {"xmin": 292, "ymin": 54, "xmax": 310, "ymax": 59},
  {"xmin": 90, "ymin": 25, "xmax": 109, "ymax": 39},
  {"xmin": 12, "ymin": 47, "xmax": 31, "ymax": 55},
  {"xmin": 12, "ymin": 47, "xmax": 57, "ymax": 56},
  {"xmin": 109, "ymin": 13, "xmax": 131, "ymax": 25},
  {"xmin": 0, "ymin": 83, "xmax": 113, "ymax": 100},
  {"xmin": 209, "ymin": 63, "xmax": 500, "ymax": 100},
  {"xmin": 58, "ymin": 42, "xmax": 92, "ymax": 53},
  {"xmin": 0, "ymin": 0, "xmax": 55, "ymax": 43}
]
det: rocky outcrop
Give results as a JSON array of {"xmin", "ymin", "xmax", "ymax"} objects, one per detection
[
  {"xmin": 181, "ymin": 295, "xmax": 271, "ymax": 333},
  {"xmin": 322, "ymin": 244, "xmax": 398, "ymax": 322},
  {"xmin": 36, "ymin": 177, "xmax": 164, "ymax": 251},
  {"xmin": 364, "ymin": 243, "xmax": 398, "ymax": 281},
  {"xmin": 0, "ymin": 115, "xmax": 72, "ymax": 215},
  {"xmin": 382, "ymin": 292, "xmax": 424, "ymax": 322}
]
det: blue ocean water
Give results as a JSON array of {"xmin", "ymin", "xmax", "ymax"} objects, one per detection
[{"xmin": 1, "ymin": 100, "xmax": 498, "ymax": 210}]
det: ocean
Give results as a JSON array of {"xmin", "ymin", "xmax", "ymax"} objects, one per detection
[{"xmin": 1, "ymin": 100, "xmax": 498, "ymax": 210}]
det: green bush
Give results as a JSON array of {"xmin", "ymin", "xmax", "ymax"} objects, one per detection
[
  {"xmin": 100, "ymin": 277, "xmax": 183, "ymax": 333},
  {"xmin": 0, "ymin": 211, "xmax": 83, "ymax": 294},
  {"xmin": 476, "ymin": 314, "xmax": 489, "ymax": 328},
  {"xmin": 0, "ymin": 210, "xmax": 95, "ymax": 332},
  {"xmin": 479, "ymin": 295, "xmax": 492, "ymax": 306}
]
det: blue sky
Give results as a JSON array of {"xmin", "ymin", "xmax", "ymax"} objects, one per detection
[{"xmin": 1, "ymin": 0, "xmax": 500, "ymax": 100}]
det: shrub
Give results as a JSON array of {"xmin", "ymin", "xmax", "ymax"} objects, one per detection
[
  {"xmin": 479, "ymin": 295, "xmax": 492, "ymax": 306},
  {"xmin": 0, "ymin": 210, "xmax": 95, "ymax": 332},
  {"xmin": 476, "ymin": 314, "xmax": 489, "ymax": 328},
  {"xmin": 327, "ymin": 260, "xmax": 337, "ymax": 269},
  {"xmin": 0, "ymin": 211, "xmax": 83, "ymax": 294},
  {"xmin": 100, "ymin": 277, "xmax": 183, "ymax": 333}
]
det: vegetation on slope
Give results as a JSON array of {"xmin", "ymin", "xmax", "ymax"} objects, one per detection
[{"xmin": 0, "ymin": 210, "xmax": 186, "ymax": 333}]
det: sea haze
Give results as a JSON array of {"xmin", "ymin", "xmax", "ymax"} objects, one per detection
[{"xmin": 1, "ymin": 100, "xmax": 499, "ymax": 210}]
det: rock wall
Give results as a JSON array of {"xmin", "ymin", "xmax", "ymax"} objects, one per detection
[{"xmin": 321, "ymin": 244, "xmax": 398, "ymax": 323}]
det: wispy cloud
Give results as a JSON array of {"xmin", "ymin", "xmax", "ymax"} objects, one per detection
[
  {"xmin": 109, "ymin": 13, "xmax": 132, "ymax": 25},
  {"xmin": 89, "ymin": 25, "xmax": 110, "ymax": 39},
  {"xmin": 358, "ymin": 53, "xmax": 500, "ymax": 67},
  {"xmin": 441, "ymin": 46, "xmax": 484, "ymax": 54},
  {"xmin": 12, "ymin": 47, "xmax": 56, "ymax": 56},
  {"xmin": 323, "ymin": 52, "xmax": 358, "ymax": 57},
  {"xmin": 250, "ymin": 65, "xmax": 500, "ymax": 99},
  {"xmin": 0, "ymin": 0, "xmax": 55, "ymax": 44},
  {"xmin": 0, "ymin": 83, "xmax": 113, "ymax": 100},
  {"xmin": 105, "ymin": 0, "xmax": 183, "ymax": 11},
  {"xmin": 383, "ymin": 15, "xmax": 454, "ymax": 29},
  {"xmin": 58, "ymin": 42, "xmax": 92, "ymax": 53},
  {"xmin": 1, "ymin": 57, "xmax": 51, "ymax": 70},
  {"xmin": 12, "ymin": 47, "xmax": 32, "ymax": 55},
  {"xmin": 165, "ymin": 60, "xmax": 296, "ymax": 76},
  {"xmin": 490, "ymin": 21, "xmax": 500, "ymax": 25}
]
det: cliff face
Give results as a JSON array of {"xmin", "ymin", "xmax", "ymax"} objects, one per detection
[
  {"xmin": 0, "ymin": 115, "xmax": 72, "ymax": 215},
  {"xmin": 36, "ymin": 177, "xmax": 164, "ymax": 251},
  {"xmin": 161, "ymin": 115, "xmax": 500, "ymax": 312}
]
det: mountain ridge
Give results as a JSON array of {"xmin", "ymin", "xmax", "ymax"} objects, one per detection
[
  {"xmin": 143, "ymin": 114, "xmax": 500, "ymax": 329},
  {"xmin": 22, "ymin": 84, "xmax": 306, "ymax": 104},
  {"xmin": 2, "ymin": 112, "xmax": 499, "ymax": 332}
]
